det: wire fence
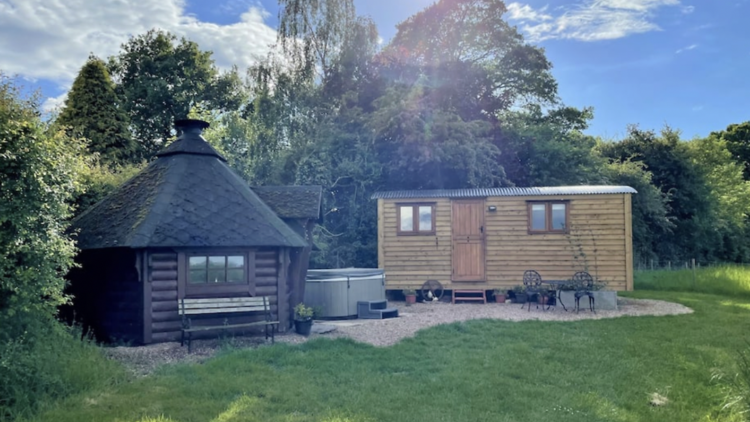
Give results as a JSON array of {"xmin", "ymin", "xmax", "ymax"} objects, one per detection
[{"xmin": 634, "ymin": 257, "xmax": 750, "ymax": 272}]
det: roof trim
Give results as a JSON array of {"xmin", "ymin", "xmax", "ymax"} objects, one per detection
[{"xmin": 371, "ymin": 185, "xmax": 637, "ymax": 199}]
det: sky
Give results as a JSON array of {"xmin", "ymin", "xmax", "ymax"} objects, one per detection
[{"xmin": 0, "ymin": 0, "xmax": 747, "ymax": 140}]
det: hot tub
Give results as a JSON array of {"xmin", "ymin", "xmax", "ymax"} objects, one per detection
[{"xmin": 304, "ymin": 268, "xmax": 386, "ymax": 318}]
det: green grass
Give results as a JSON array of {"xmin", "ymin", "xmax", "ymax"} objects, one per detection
[
  {"xmin": 635, "ymin": 264, "xmax": 750, "ymax": 298},
  {"xmin": 23, "ymin": 268, "xmax": 750, "ymax": 422}
]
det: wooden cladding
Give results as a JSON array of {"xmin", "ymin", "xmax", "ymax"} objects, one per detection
[
  {"xmin": 379, "ymin": 194, "xmax": 633, "ymax": 292},
  {"xmin": 146, "ymin": 248, "xmax": 281, "ymax": 343}
]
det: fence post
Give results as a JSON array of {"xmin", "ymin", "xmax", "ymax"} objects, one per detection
[
  {"xmin": 650, "ymin": 259, "xmax": 654, "ymax": 271},
  {"xmin": 668, "ymin": 261, "xmax": 671, "ymax": 270},
  {"xmin": 692, "ymin": 258, "xmax": 696, "ymax": 290}
]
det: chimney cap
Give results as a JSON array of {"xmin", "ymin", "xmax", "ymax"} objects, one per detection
[{"xmin": 174, "ymin": 119, "xmax": 210, "ymax": 131}]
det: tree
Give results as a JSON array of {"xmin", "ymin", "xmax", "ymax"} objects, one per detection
[
  {"xmin": 0, "ymin": 75, "xmax": 86, "ymax": 320},
  {"xmin": 599, "ymin": 126, "xmax": 715, "ymax": 261},
  {"xmin": 109, "ymin": 30, "xmax": 245, "ymax": 159},
  {"xmin": 381, "ymin": 0, "xmax": 557, "ymax": 119},
  {"xmin": 57, "ymin": 55, "xmax": 135, "ymax": 166},
  {"xmin": 711, "ymin": 121, "xmax": 750, "ymax": 180},
  {"xmin": 497, "ymin": 106, "xmax": 602, "ymax": 187}
]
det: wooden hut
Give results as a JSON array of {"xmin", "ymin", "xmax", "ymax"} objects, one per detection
[
  {"xmin": 372, "ymin": 186, "xmax": 636, "ymax": 293},
  {"xmin": 67, "ymin": 119, "xmax": 321, "ymax": 344}
]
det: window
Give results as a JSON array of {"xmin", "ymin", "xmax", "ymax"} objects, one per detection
[
  {"xmin": 189, "ymin": 255, "xmax": 245, "ymax": 284},
  {"xmin": 397, "ymin": 203, "xmax": 436, "ymax": 235},
  {"xmin": 182, "ymin": 251, "xmax": 255, "ymax": 297},
  {"xmin": 527, "ymin": 201, "xmax": 569, "ymax": 233}
]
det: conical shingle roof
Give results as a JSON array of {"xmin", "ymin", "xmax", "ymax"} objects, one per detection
[{"xmin": 71, "ymin": 119, "xmax": 308, "ymax": 249}]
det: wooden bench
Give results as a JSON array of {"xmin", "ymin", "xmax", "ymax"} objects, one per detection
[{"xmin": 179, "ymin": 296, "xmax": 279, "ymax": 353}]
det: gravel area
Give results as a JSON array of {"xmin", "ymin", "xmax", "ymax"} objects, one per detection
[{"xmin": 105, "ymin": 297, "xmax": 691, "ymax": 375}]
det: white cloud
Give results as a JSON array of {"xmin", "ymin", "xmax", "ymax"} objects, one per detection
[
  {"xmin": 42, "ymin": 91, "xmax": 68, "ymax": 113},
  {"xmin": 0, "ymin": 0, "xmax": 277, "ymax": 84},
  {"xmin": 681, "ymin": 5, "xmax": 695, "ymax": 13},
  {"xmin": 506, "ymin": 0, "xmax": 682, "ymax": 42},
  {"xmin": 506, "ymin": 3, "xmax": 552, "ymax": 23},
  {"xmin": 675, "ymin": 43, "xmax": 698, "ymax": 53}
]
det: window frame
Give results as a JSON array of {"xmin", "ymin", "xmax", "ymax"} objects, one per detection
[
  {"xmin": 396, "ymin": 203, "xmax": 437, "ymax": 236},
  {"xmin": 179, "ymin": 250, "xmax": 256, "ymax": 297},
  {"xmin": 527, "ymin": 201, "xmax": 570, "ymax": 234}
]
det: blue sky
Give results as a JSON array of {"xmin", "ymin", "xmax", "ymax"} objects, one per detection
[{"xmin": 1, "ymin": 0, "xmax": 747, "ymax": 139}]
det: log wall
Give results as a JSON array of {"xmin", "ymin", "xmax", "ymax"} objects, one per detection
[{"xmin": 147, "ymin": 248, "xmax": 283, "ymax": 343}]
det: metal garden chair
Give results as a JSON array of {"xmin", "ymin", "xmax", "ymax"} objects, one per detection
[
  {"xmin": 522, "ymin": 270, "xmax": 544, "ymax": 312},
  {"xmin": 572, "ymin": 271, "xmax": 595, "ymax": 313}
]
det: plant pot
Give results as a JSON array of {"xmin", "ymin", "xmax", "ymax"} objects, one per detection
[
  {"xmin": 294, "ymin": 318, "xmax": 313, "ymax": 336},
  {"xmin": 538, "ymin": 295, "xmax": 549, "ymax": 305},
  {"xmin": 495, "ymin": 294, "xmax": 506, "ymax": 303},
  {"xmin": 405, "ymin": 294, "xmax": 416, "ymax": 305},
  {"xmin": 515, "ymin": 293, "xmax": 527, "ymax": 304}
]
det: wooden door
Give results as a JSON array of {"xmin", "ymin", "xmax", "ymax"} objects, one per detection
[{"xmin": 451, "ymin": 200, "xmax": 486, "ymax": 282}]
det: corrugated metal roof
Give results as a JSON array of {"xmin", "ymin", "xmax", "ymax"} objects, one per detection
[{"xmin": 371, "ymin": 185, "xmax": 637, "ymax": 199}]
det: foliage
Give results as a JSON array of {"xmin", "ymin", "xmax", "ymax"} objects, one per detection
[
  {"xmin": 0, "ymin": 75, "xmax": 86, "ymax": 319},
  {"xmin": 402, "ymin": 289, "xmax": 416, "ymax": 296},
  {"xmin": 712, "ymin": 121, "xmax": 750, "ymax": 180},
  {"xmin": 0, "ymin": 315, "xmax": 126, "ymax": 421},
  {"xmin": 108, "ymin": 29, "xmax": 246, "ymax": 160},
  {"xmin": 293, "ymin": 303, "xmax": 314, "ymax": 320},
  {"xmin": 72, "ymin": 160, "xmax": 145, "ymax": 218},
  {"xmin": 57, "ymin": 55, "xmax": 136, "ymax": 166}
]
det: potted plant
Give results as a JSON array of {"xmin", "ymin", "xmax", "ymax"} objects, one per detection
[
  {"xmin": 294, "ymin": 303, "xmax": 314, "ymax": 336},
  {"xmin": 493, "ymin": 289, "xmax": 507, "ymax": 303},
  {"xmin": 403, "ymin": 289, "xmax": 417, "ymax": 305},
  {"xmin": 537, "ymin": 288, "xmax": 550, "ymax": 305},
  {"xmin": 512, "ymin": 285, "xmax": 527, "ymax": 304}
]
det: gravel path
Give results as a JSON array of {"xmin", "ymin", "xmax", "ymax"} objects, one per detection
[{"xmin": 105, "ymin": 297, "xmax": 692, "ymax": 376}]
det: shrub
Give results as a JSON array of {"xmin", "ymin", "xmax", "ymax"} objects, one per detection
[{"xmin": 0, "ymin": 315, "xmax": 127, "ymax": 421}]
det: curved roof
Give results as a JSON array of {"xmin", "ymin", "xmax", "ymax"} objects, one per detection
[
  {"xmin": 71, "ymin": 120, "xmax": 308, "ymax": 250},
  {"xmin": 371, "ymin": 185, "xmax": 637, "ymax": 199}
]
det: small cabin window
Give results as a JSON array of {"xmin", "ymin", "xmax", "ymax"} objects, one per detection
[
  {"xmin": 527, "ymin": 201, "xmax": 569, "ymax": 234},
  {"xmin": 397, "ymin": 203, "xmax": 436, "ymax": 235},
  {"xmin": 188, "ymin": 254, "xmax": 246, "ymax": 284}
]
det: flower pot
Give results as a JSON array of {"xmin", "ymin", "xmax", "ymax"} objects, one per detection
[
  {"xmin": 294, "ymin": 318, "xmax": 313, "ymax": 336},
  {"xmin": 515, "ymin": 293, "xmax": 527, "ymax": 304},
  {"xmin": 495, "ymin": 294, "xmax": 506, "ymax": 303},
  {"xmin": 538, "ymin": 295, "xmax": 549, "ymax": 305},
  {"xmin": 405, "ymin": 294, "xmax": 416, "ymax": 305}
]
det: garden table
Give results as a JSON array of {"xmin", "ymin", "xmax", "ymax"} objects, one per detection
[{"xmin": 543, "ymin": 280, "xmax": 569, "ymax": 311}]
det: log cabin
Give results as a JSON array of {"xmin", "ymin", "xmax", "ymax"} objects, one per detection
[
  {"xmin": 372, "ymin": 186, "xmax": 636, "ymax": 293},
  {"xmin": 67, "ymin": 119, "xmax": 321, "ymax": 344}
]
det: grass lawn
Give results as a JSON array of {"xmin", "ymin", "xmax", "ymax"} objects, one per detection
[{"xmin": 26, "ymin": 270, "xmax": 750, "ymax": 422}]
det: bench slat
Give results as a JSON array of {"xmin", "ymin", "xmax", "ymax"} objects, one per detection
[
  {"xmin": 183, "ymin": 321, "xmax": 280, "ymax": 332},
  {"xmin": 181, "ymin": 306, "xmax": 268, "ymax": 315},
  {"xmin": 183, "ymin": 297, "xmax": 266, "ymax": 305},
  {"xmin": 182, "ymin": 302, "xmax": 267, "ymax": 310}
]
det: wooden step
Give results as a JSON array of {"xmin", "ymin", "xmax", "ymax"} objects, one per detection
[{"xmin": 452, "ymin": 289, "xmax": 487, "ymax": 304}]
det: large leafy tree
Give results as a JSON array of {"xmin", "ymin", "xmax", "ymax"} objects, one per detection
[
  {"xmin": 599, "ymin": 126, "xmax": 715, "ymax": 261},
  {"xmin": 381, "ymin": 0, "xmax": 557, "ymax": 119},
  {"xmin": 0, "ymin": 75, "xmax": 86, "ymax": 320},
  {"xmin": 57, "ymin": 55, "xmax": 135, "ymax": 166},
  {"xmin": 711, "ymin": 121, "xmax": 750, "ymax": 180},
  {"xmin": 109, "ymin": 29, "xmax": 245, "ymax": 159}
]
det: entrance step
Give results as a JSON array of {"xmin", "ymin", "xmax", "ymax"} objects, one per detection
[
  {"xmin": 357, "ymin": 301, "xmax": 399, "ymax": 319},
  {"xmin": 452, "ymin": 289, "xmax": 487, "ymax": 304}
]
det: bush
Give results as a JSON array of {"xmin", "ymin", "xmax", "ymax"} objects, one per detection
[{"xmin": 0, "ymin": 315, "xmax": 127, "ymax": 421}]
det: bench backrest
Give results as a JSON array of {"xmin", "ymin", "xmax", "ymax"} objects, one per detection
[{"xmin": 179, "ymin": 296, "xmax": 269, "ymax": 316}]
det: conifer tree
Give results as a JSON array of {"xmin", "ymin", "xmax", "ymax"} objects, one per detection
[{"xmin": 58, "ymin": 55, "xmax": 135, "ymax": 165}]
